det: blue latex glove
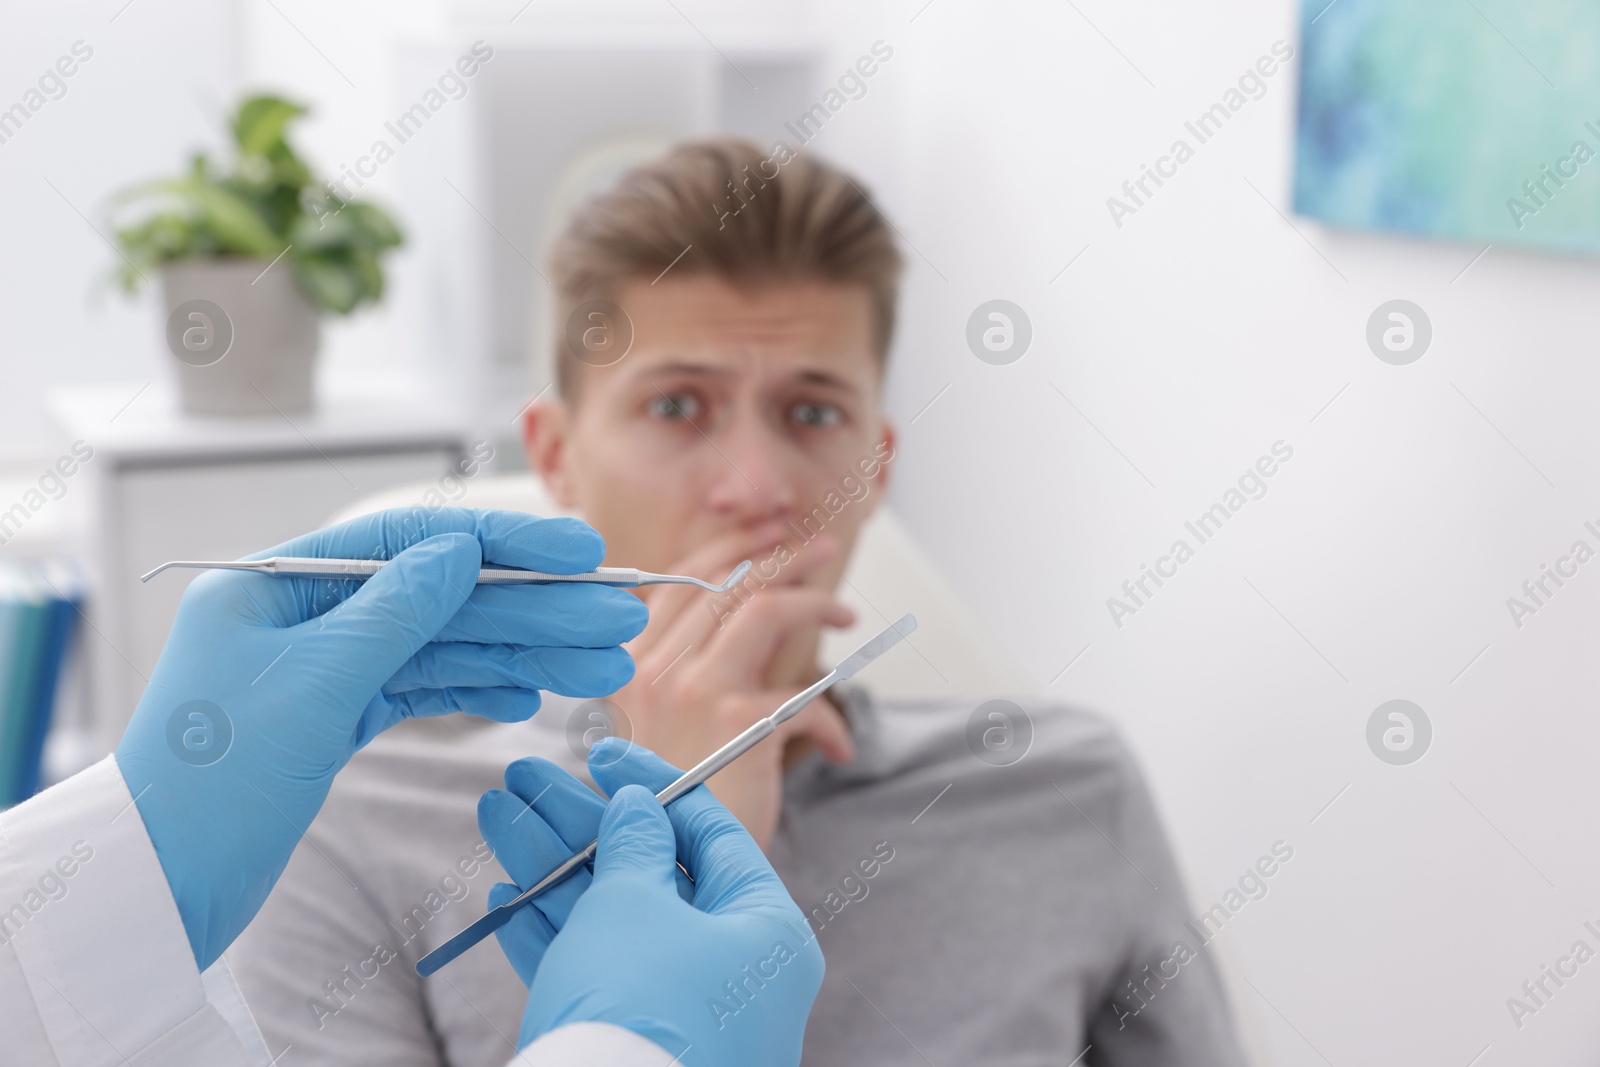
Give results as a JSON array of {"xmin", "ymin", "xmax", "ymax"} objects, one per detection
[
  {"xmin": 115, "ymin": 507, "xmax": 647, "ymax": 971},
  {"xmin": 479, "ymin": 741, "xmax": 823, "ymax": 1067}
]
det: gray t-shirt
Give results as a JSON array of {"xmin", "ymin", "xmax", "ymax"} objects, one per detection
[{"xmin": 229, "ymin": 690, "xmax": 1244, "ymax": 1066}]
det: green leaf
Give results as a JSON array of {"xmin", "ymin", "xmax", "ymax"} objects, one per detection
[
  {"xmin": 107, "ymin": 91, "xmax": 403, "ymax": 299},
  {"xmin": 264, "ymin": 145, "xmax": 313, "ymax": 191},
  {"xmin": 233, "ymin": 95, "xmax": 307, "ymax": 158},
  {"xmin": 347, "ymin": 247, "xmax": 384, "ymax": 302},
  {"xmin": 288, "ymin": 199, "xmax": 404, "ymax": 256},
  {"xmin": 293, "ymin": 255, "xmax": 362, "ymax": 314},
  {"xmin": 115, "ymin": 212, "xmax": 199, "ymax": 262},
  {"xmin": 342, "ymin": 202, "xmax": 404, "ymax": 248},
  {"xmin": 192, "ymin": 184, "xmax": 283, "ymax": 257},
  {"xmin": 288, "ymin": 205, "xmax": 359, "ymax": 252}
]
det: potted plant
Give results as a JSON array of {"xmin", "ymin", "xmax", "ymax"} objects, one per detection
[{"xmin": 109, "ymin": 94, "xmax": 403, "ymax": 416}]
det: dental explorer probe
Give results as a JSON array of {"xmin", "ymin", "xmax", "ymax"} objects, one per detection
[
  {"xmin": 140, "ymin": 557, "xmax": 754, "ymax": 593},
  {"xmin": 414, "ymin": 613, "xmax": 919, "ymax": 978}
]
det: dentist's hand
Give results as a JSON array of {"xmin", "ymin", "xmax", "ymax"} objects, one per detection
[
  {"xmin": 479, "ymin": 741, "xmax": 823, "ymax": 1067},
  {"xmin": 115, "ymin": 508, "xmax": 647, "ymax": 971}
]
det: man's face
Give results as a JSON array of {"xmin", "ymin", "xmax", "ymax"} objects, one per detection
[{"xmin": 523, "ymin": 274, "xmax": 894, "ymax": 594}]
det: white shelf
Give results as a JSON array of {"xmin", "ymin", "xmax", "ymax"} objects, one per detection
[{"xmin": 49, "ymin": 380, "xmax": 471, "ymax": 466}]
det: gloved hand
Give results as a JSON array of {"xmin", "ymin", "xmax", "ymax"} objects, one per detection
[
  {"xmin": 115, "ymin": 507, "xmax": 647, "ymax": 971},
  {"xmin": 478, "ymin": 741, "xmax": 823, "ymax": 1067}
]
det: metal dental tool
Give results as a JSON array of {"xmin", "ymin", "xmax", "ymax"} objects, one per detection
[
  {"xmin": 140, "ymin": 557, "xmax": 754, "ymax": 593},
  {"xmin": 414, "ymin": 612, "xmax": 919, "ymax": 978}
]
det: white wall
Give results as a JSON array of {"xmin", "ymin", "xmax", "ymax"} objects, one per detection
[
  {"xmin": 811, "ymin": 0, "xmax": 1600, "ymax": 1063},
  {"xmin": 0, "ymin": 0, "xmax": 239, "ymax": 461}
]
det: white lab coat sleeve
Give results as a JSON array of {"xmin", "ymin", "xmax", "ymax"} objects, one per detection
[
  {"xmin": 509, "ymin": 1022, "xmax": 686, "ymax": 1066},
  {"xmin": 0, "ymin": 757, "xmax": 272, "ymax": 1067},
  {"xmin": 0, "ymin": 761, "xmax": 685, "ymax": 1067}
]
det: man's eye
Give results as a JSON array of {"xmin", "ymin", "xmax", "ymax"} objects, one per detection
[
  {"xmin": 649, "ymin": 393, "xmax": 701, "ymax": 420},
  {"xmin": 791, "ymin": 402, "xmax": 841, "ymax": 428}
]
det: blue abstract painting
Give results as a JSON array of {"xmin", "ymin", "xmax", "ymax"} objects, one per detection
[{"xmin": 1293, "ymin": 0, "xmax": 1600, "ymax": 254}]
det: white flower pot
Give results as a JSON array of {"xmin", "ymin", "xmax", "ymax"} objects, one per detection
[{"xmin": 160, "ymin": 258, "xmax": 320, "ymax": 416}]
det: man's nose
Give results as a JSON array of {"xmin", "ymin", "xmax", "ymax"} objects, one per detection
[{"xmin": 705, "ymin": 411, "xmax": 800, "ymax": 518}]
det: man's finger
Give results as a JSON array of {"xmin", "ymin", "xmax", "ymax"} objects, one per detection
[
  {"xmin": 646, "ymin": 532, "xmax": 843, "ymax": 671},
  {"xmin": 626, "ymin": 525, "xmax": 786, "ymax": 659},
  {"xmin": 699, "ymin": 588, "xmax": 855, "ymax": 687},
  {"xmin": 778, "ymin": 699, "xmax": 856, "ymax": 765}
]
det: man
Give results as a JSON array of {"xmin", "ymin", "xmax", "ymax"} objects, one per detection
[{"xmin": 231, "ymin": 140, "xmax": 1245, "ymax": 1064}]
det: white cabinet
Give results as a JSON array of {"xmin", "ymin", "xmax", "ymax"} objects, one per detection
[{"xmin": 51, "ymin": 385, "xmax": 473, "ymax": 752}]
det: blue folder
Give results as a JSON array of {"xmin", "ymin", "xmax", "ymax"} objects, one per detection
[{"xmin": 0, "ymin": 560, "xmax": 84, "ymax": 809}]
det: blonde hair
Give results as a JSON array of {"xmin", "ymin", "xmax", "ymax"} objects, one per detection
[{"xmin": 548, "ymin": 138, "xmax": 902, "ymax": 398}]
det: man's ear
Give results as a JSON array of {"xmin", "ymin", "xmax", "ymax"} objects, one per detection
[
  {"xmin": 521, "ymin": 399, "xmax": 577, "ymax": 509},
  {"xmin": 864, "ymin": 418, "xmax": 897, "ymax": 513}
]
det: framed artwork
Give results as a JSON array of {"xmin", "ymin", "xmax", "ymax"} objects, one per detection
[{"xmin": 1294, "ymin": 0, "xmax": 1600, "ymax": 254}]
